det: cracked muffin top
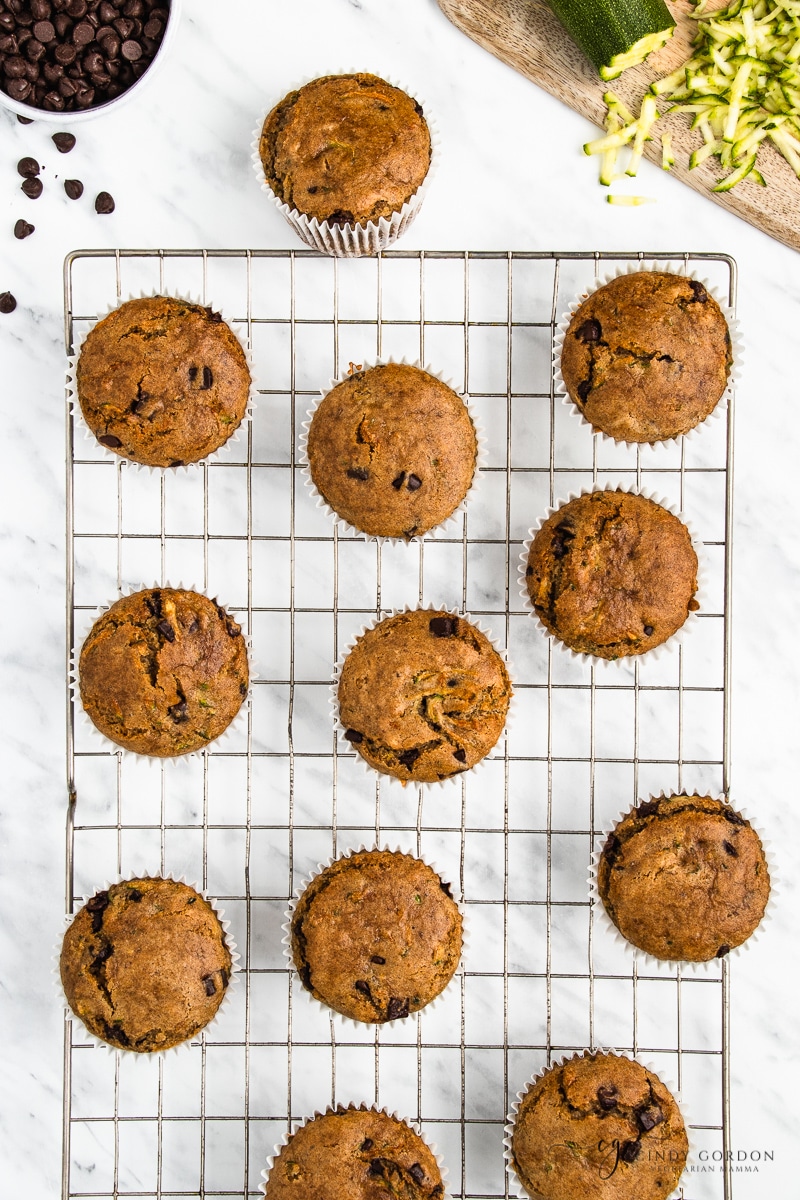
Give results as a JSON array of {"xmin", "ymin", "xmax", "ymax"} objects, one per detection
[
  {"xmin": 259, "ymin": 73, "xmax": 432, "ymax": 228},
  {"xmin": 511, "ymin": 1052, "xmax": 688, "ymax": 1200},
  {"xmin": 598, "ymin": 794, "xmax": 770, "ymax": 961},
  {"xmin": 560, "ymin": 271, "xmax": 732, "ymax": 443},
  {"xmin": 306, "ymin": 363, "xmax": 477, "ymax": 540},
  {"xmin": 337, "ymin": 609, "xmax": 511, "ymax": 783},
  {"xmin": 76, "ymin": 296, "xmax": 251, "ymax": 467},
  {"xmin": 79, "ymin": 587, "xmax": 249, "ymax": 757},
  {"xmin": 524, "ymin": 490, "xmax": 699, "ymax": 660},
  {"xmin": 60, "ymin": 878, "xmax": 232, "ymax": 1053},
  {"xmin": 264, "ymin": 1107, "xmax": 443, "ymax": 1200},
  {"xmin": 290, "ymin": 850, "xmax": 462, "ymax": 1024}
]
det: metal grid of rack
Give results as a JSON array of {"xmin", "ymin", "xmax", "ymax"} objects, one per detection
[{"xmin": 63, "ymin": 249, "xmax": 736, "ymax": 1200}]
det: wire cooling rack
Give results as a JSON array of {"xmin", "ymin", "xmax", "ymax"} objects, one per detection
[{"xmin": 63, "ymin": 249, "xmax": 737, "ymax": 1200}]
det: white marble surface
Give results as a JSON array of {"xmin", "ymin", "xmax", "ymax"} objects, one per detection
[{"xmin": 1, "ymin": 0, "xmax": 797, "ymax": 1194}]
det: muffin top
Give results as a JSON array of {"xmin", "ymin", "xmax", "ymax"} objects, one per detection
[
  {"xmin": 259, "ymin": 73, "xmax": 432, "ymax": 227},
  {"xmin": 560, "ymin": 271, "xmax": 732, "ymax": 443},
  {"xmin": 338, "ymin": 609, "xmax": 511, "ymax": 783},
  {"xmin": 511, "ymin": 1052, "xmax": 688, "ymax": 1200},
  {"xmin": 306, "ymin": 363, "xmax": 477, "ymax": 540},
  {"xmin": 60, "ymin": 878, "xmax": 232, "ymax": 1053},
  {"xmin": 291, "ymin": 850, "xmax": 462, "ymax": 1023},
  {"xmin": 264, "ymin": 1108, "xmax": 444, "ymax": 1200},
  {"xmin": 76, "ymin": 296, "xmax": 251, "ymax": 467},
  {"xmin": 79, "ymin": 587, "xmax": 248, "ymax": 757},
  {"xmin": 525, "ymin": 490, "xmax": 699, "ymax": 660},
  {"xmin": 598, "ymin": 794, "xmax": 770, "ymax": 961}
]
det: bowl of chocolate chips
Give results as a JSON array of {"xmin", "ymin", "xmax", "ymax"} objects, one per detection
[{"xmin": 0, "ymin": 0, "xmax": 179, "ymax": 121}]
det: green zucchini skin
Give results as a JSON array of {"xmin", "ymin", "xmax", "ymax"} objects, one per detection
[{"xmin": 545, "ymin": 0, "xmax": 676, "ymax": 76}]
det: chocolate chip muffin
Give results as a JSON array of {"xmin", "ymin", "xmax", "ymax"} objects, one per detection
[
  {"xmin": 264, "ymin": 1107, "xmax": 444, "ymax": 1200},
  {"xmin": 60, "ymin": 878, "xmax": 232, "ymax": 1053},
  {"xmin": 510, "ymin": 1052, "xmax": 687, "ymax": 1200},
  {"xmin": 338, "ymin": 609, "xmax": 511, "ymax": 783},
  {"xmin": 79, "ymin": 587, "xmax": 248, "ymax": 757},
  {"xmin": 75, "ymin": 296, "xmax": 251, "ymax": 467},
  {"xmin": 259, "ymin": 73, "xmax": 431, "ymax": 228},
  {"xmin": 524, "ymin": 490, "xmax": 699, "ymax": 660},
  {"xmin": 560, "ymin": 272, "xmax": 732, "ymax": 443},
  {"xmin": 598, "ymin": 794, "xmax": 770, "ymax": 961},
  {"xmin": 306, "ymin": 363, "xmax": 477, "ymax": 540},
  {"xmin": 291, "ymin": 850, "xmax": 462, "ymax": 1023}
]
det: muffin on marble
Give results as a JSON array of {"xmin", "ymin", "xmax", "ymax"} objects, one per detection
[
  {"xmin": 509, "ymin": 1052, "xmax": 688, "ymax": 1200},
  {"xmin": 259, "ymin": 73, "xmax": 432, "ymax": 228},
  {"xmin": 290, "ymin": 850, "xmax": 462, "ymax": 1023},
  {"xmin": 598, "ymin": 794, "xmax": 770, "ymax": 961},
  {"xmin": 60, "ymin": 878, "xmax": 232, "ymax": 1052},
  {"xmin": 337, "ymin": 609, "xmax": 511, "ymax": 783},
  {"xmin": 306, "ymin": 363, "xmax": 477, "ymax": 540},
  {"xmin": 79, "ymin": 587, "xmax": 249, "ymax": 757},
  {"xmin": 560, "ymin": 271, "xmax": 732, "ymax": 443},
  {"xmin": 524, "ymin": 490, "xmax": 699, "ymax": 660},
  {"xmin": 76, "ymin": 296, "xmax": 251, "ymax": 467},
  {"xmin": 264, "ymin": 1107, "xmax": 444, "ymax": 1200}
]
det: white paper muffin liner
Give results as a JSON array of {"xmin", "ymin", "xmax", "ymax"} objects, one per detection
[
  {"xmin": 260, "ymin": 1103, "xmax": 449, "ymax": 1197},
  {"xmin": 66, "ymin": 289, "xmax": 256, "ymax": 472},
  {"xmin": 553, "ymin": 260, "xmax": 741, "ymax": 450},
  {"xmin": 282, "ymin": 844, "xmax": 468, "ymax": 1028},
  {"xmin": 250, "ymin": 70, "xmax": 440, "ymax": 257},
  {"xmin": 54, "ymin": 871, "xmax": 240, "ymax": 1060},
  {"xmin": 504, "ymin": 1048, "xmax": 692, "ymax": 1200},
  {"xmin": 71, "ymin": 581, "xmax": 255, "ymax": 766},
  {"xmin": 518, "ymin": 484, "xmax": 706, "ymax": 669},
  {"xmin": 589, "ymin": 793, "xmax": 775, "ymax": 973},
  {"xmin": 299, "ymin": 358, "xmax": 485, "ymax": 545},
  {"xmin": 331, "ymin": 604, "xmax": 515, "ymax": 791}
]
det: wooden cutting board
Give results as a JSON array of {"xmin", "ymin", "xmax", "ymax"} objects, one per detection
[{"xmin": 437, "ymin": 0, "xmax": 800, "ymax": 252}]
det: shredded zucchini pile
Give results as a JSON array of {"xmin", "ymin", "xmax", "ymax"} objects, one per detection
[{"xmin": 585, "ymin": 0, "xmax": 800, "ymax": 194}]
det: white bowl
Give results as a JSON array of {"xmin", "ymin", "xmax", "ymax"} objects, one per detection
[{"xmin": 0, "ymin": 0, "xmax": 181, "ymax": 124}]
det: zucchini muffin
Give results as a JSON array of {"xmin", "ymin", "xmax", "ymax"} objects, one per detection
[
  {"xmin": 259, "ymin": 73, "xmax": 431, "ymax": 228},
  {"xmin": 524, "ymin": 490, "xmax": 699, "ymax": 660},
  {"xmin": 306, "ymin": 363, "xmax": 477, "ymax": 539},
  {"xmin": 76, "ymin": 296, "xmax": 251, "ymax": 467},
  {"xmin": 290, "ymin": 850, "xmax": 462, "ymax": 1023},
  {"xmin": 264, "ymin": 1107, "xmax": 444, "ymax": 1200},
  {"xmin": 337, "ymin": 609, "xmax": 512, "ymax": 783},
  {"xmin": 60, "ymin": 878, "xmax": 232, "ymax": 1053},
  {"xmin": 560, "ymin": 271, "xmax": 732, "ymax": 443},
  {"xmin": 510, "ymin": 1052, "xmax": 687, "ymax": 1200},
  {"xmin": 598, "ymin": 794, "xmax": 770, "ymax": 961},
  {"xmin": 79, "ymin": 587, "xmax": 249, "ymax": 757}
]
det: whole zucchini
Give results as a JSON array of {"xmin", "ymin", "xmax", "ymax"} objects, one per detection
[{"xmin": 546, "ymin": 0, "xmax": 676, "ymax": 80}]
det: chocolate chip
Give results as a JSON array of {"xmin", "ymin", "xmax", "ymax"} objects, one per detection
[
  {"xmin": 327, "ymin": 209, "xmax": 355, "ymax": 226},
  {"xmin": 391, "ymin": 471, "xmax": 406, "ymax": 489},
  {"xmin": 689, "ymin": 280, "xmax": 708, "ymax": 303},
  {"xmin": 127, "ymin": 888, "xmax": 142, "ymax": 901},
  {"xmin": 429, "ymin": 615, "xmax": 457, "ymax": 637},
  {"xmin": 156, "ymin": 619, "xmax": 175, "ymax": 642},
  {"xmin": 636, "ymin": 800, "xmax": 659, "ymax": 818},
  {"xmin": 397, "ymin": 748, "xmax": 420, "ymax": 770},
  {"xmin": 17, "ymin": 114, "xmax": 34, "ymax": 123},
  {"xmin": 551, "ymin": 521, "xmax": 575, "ymax": 559},
  {"xmin": 21, "ymin": 176, "xmax": 43, "ymax": 199},
  {"xmin": 188, "ymin": 365, "xmax": 198, "ymax": 382},
  {"xmin": 406, "ymin": 473, "xmax": 422, "ymax": 491},
  {"xmin": 723, "ymin": 839, "xmax": 738, "ymax": 857},
  {"xmin": 91, "ymin": 943, "xmax": 113, "ymax": 967},
  {"xmin": 723, "ymin": 808, "xmax": 746, "ymax": 826},
  {"xmin": 143, "ymin": 16, "xmax": 162, "ymax": 36},
  {"xmin": 597, "ymin": 1084, "xmax": 618, "ymax": 1110},
  {"xmin": 636, "ymin": 1104, "xmax": 664, "ymax": 1131},
  {"xmin": 86, "ymin": 890, "xmax": 109, "ymax": 912},
  {"xmin": 369, "ymin": 1159, "xmax": 388, "ymax": 1177},
  {"xmin": 440, "ymin": 880, "xmax": 453, "ymax": 897},
  {"xmin": 202, "ymin": 973, "xmax": 217, "ymax": 996},
  {"xmin": 413, "ymin": 99, "xmax": 424, "ymax": 116},
  {"xmin": 98, "ymin": 433, "xmax": 121, "ymax": 447},
  {"xmin": 17, "ymin": 156, "xmax": 40, "ymax": 177},
  {"xmin": 360, "ymin": 1138, "xmax": 374, "ymax": 1151},
  {"xmin": 344, "ymin": 729, "xmax": 363, "ymax": 744},
  {"xmin": 716, "ymin": 944, "xmax": 730, "ymax": 957},
  {"xmin": 72, "ymin": 19, "xmax": 94, "ymax": 43},
  {"xmin": 453, "ymin": 747, "xmax": 467, "ymax": 763},
  {"xmin": 32, "ymin": 18, "xmax": 55, "ymax": 39},
  {"xmin": 346, "ymin": 466, "xmax": 369, "ymax": 480},
  {"xmin": 167, "ymin": 699, "xmax": 188, "ymax": 723},
  {"xmin": 205, "ymin": 307, "xmax": 223, "ymax": 323},
  {"xmin": 643, "ymin": 624, "xmax": 654, "ymax": 636},
  {"xmin": 226, "ymin": 620, "xmax": 241, "ymax": 638},
  {"xmin": 66, "ymin": 0, "xmax": 88, "ymax": 16},
  {"xmin": 145, "ymin": 591, "xmax": 162, "ymax": 618},
  {"xmin": 603, "ymin": 832, "xmax": 622, "ymax": 867},
  {"xmin": 202, "ymin": 366, "xmax": 213, "ymax": 389},
  {"xmin": 31, "ymin": 0, "xmax": 52, "ymax": 17},
  {"xmin": 94, "ymin": 190, "xmax": 115, "ymax": 214},
  {"xmin": 620, "ymin": 1140, "xmax": 641, "ymax": 1164},
  {"xmin": 526, "ymin": 565, "xmax": 533, "ymax": 576},
  {"xmin": 409, "ymin": 1164, "xmax": 425, "ymax": 1184},
  {"xmin": 576, "ymin": 317, "xmax": 602, "ymax": 342},
  {"xmin": 577, "ymin": 380, "xmax": 592, "ymax": 401},
  {"xmin": 354, "ymin": 979, "xmax": 372, "ymax": 999},
  {"xmin": 370, "ymin": 954, "xmax": 386, "ymax": 964},
  {"xmin": 0, "ymin": 292, "xmax": 17, "ymax": 314},
  {"xmin": 120, "ymin": 36, "xmax": 141, "ymax": 58}
]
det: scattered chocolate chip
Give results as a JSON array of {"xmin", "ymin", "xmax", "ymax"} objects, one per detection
[
  {"xmin": 94, "ymin": 190, "xmax": 115, "ymax": 214},
  {"xmin": 597, "ymin": 1084, "xmax": 618, "ymax": 1110},
  {"xmin": 17, "ymin": 156, "xmax": 40, "ymax": 177},
  {"xmin": 722, "ymin": 839, "xmax": 738, "ymax": 857},
  {"xmin": 636, "ymin": 800, "xmax": 659, "ymax": 818},
  {"xmin": 346, "ymin": 466, "xmax": 369, "ymax": 480},
  {"xmin": 620, "ymin": 1140, "xmax": 641, "ymax": 1164},
  {"xmin": 453, "ymin": 747, "xmax": 467, "ymax": 763},
  {"xmin": 97, "ymin": 433, "xmax": 121, "ymax": 447},
  {"xmin": 370, "ymin": 954, "xmax": 386, "ymax": 964},
  {"xmin": 643, "ymin": 624, "xmax": 654, "ymax": 636},
  {"xmin": 360, "ymin": 1138, "xmax": 374, "ymax": 1152},
  {"xmin": 577, "ymin": 380, "xmax": 592, "ymax": 401},
  {"xmin": 397, "ymin": 747, "xmax": 420, "ymax": 769},
  {"xmin": 636, "ymin": 1104, "xmax": 664, "ymax": 1131},
  {"xmin": 716, "ymin": 944, "xmax": 730, "ymax": 957},
  {"xmin": 689, "ymin": 280, "xmax": 708, "ymax": 303},
  {"xmin": 202, "ymin": 973, "xmax": 217, "ymax": 996},
  {"xmin": 391, "ymin": 471, "xmax": 406, "ymax": 489},
  {"xmin": 127, "ymin": 888, "xmax": 142, "ymax": 902},
  {"xmin": 167, "ymin": 699, "xmax": 188, "ymax": 723},
  {"xmin": 406, "ymin": 473, "xmax": 422, "ymax": 491},
  {"xmin": 0, "ymin": 292, "xmax": 17, "ymax": 314},
  {"xmin": 21, "ymin": 176, "xmax": 43, "ymax": 199},
  {"xmin": 429, "ymin": 615, "xmax": 457, "ymax": 638},
  {"xmin": 156, "ymin": 619, "xmax": 175, "ymax": 643},
  {"xmin": 344, "ymin": 728, "xmax": 363, "ymax": 744},
  {"xmin": 354, "ymin": 979, "xmax": 372, "ymax": 999},
  {"xmin": 64, "ymin": 177, "xmax": 83, "ymax": 199},
  {"xmin": 202, "ymin": 365, "xmax": 213, "ymax": 389},
  {"xmin": 576, "ymin": 317, "xmax": 602, "ymax": 342},
  {"xmin": 409, "ymin": 1163, "xmax": 425, "ymax": 1184}
]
